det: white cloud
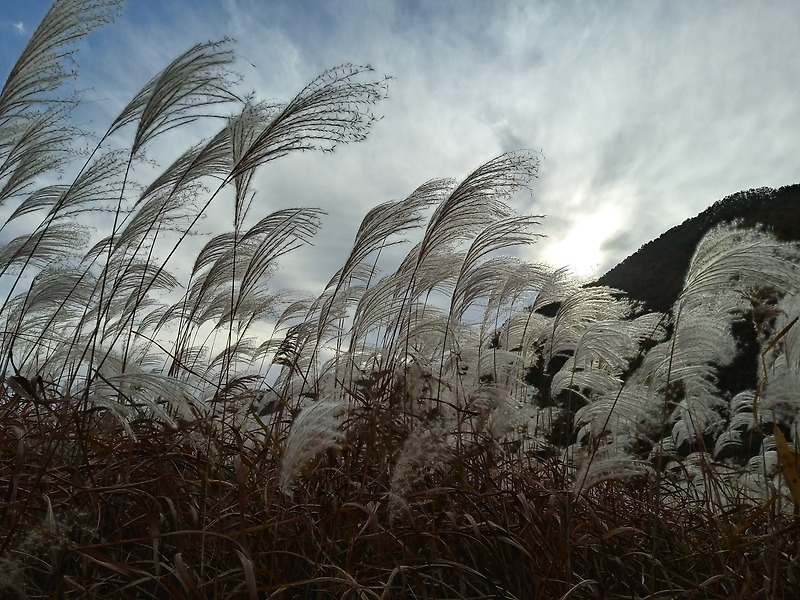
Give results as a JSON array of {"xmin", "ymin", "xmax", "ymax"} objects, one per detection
[
  {"xmin": 3, "ymin": 0, "xmax": 800, "ymax": 294},
  {"xmin": 13, "ymin": 21, "xmax": 25, "ymax": 34}
]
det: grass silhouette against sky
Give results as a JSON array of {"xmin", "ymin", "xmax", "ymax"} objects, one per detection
[{"xmin": 2, "ymin": 0, "xmax": 798, "ymax": 291}]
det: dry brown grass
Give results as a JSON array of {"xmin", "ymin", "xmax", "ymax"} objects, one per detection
[{"xmin": 2, "ymin": 388, "xmax": 799, "ymax": 599}]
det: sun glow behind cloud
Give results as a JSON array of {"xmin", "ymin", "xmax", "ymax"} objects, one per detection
[{"xmin": 541, "ymin": 204, "xmax": 624, "ymax": 278}]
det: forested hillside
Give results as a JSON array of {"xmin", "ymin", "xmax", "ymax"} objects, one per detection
[{"xmin": 596, "ymin": 185, "xmax": 800, "ymax": 312}]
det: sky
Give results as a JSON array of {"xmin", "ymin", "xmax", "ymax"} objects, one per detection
[{"xmin": 1, "ymin": 0, "xmax": 799, "ymax": 296}]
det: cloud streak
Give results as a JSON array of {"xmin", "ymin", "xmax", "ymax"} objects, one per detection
[{"xmin": 2, "ymin": 0, "xmax": 799, "ymax": 292}]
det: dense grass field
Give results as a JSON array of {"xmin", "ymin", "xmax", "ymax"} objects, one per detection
[{"xmin": 2, "ymin": 2, "xmax": 800, "ymax": 598}]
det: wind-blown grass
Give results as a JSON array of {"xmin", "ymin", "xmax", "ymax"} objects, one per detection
[{"xmin": 2, "ymin": 2, "xmax": 800, "ymax": 598}]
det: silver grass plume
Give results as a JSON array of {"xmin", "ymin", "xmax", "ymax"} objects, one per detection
[
  {"xmin": 394, "ymin": 244, "xmax": 464, "ymax": 301},
  {"xmin": 576, "ymin": 224, "xmax": 800, "ymax": 494},
  {"xmin": 553, "ymin": 310, "xmax": 665, "ymax": 401},
  {"xmin": 497, "ymin": 267, "xmax": 574, "ymax": 354},
  {"xmin": 0, "ymin": 1, "xmax": 122, "ymax": 289},
  {"xmin": 87, "ymin": 43, "xmax": 241, "ymax": 351},
  {"xmin": 83, "ymin": 43, "xmax": 240, "ymax": 381},
  {"xmin": 389, "ymin": 421, "xmax": 452, "ymax": 513},
  {"xmin": 541, "ymin": 289, "xmax": 665, "ymax": 477},
  {"xmin": 0, "ymin": 223, "xmax": 84, "ymax": 271},
  {"xmin": 174, "ymin": 208, "xmax": 322, "ymax": 336},
  {"xmin": 86, "ymin": 189, "xmax": 198, "ymax": 260},
  {"xmin": 414, "ymin": 151, "xmax": 539, "ymax": 271},
  {"xmin": 1, "ymin": 28, "xmax": 241, "ymax": 382},
  {"xmin": 0, "ymin": 268, "xmax": 93, "ymax": 369},
  {"xmin": 384, "ymin": 151, "xmax": 540, "ymax": 355},
  {"xmin": 249, "ymin": 300, "xmax": 315, "ymax": 374},
  {"xmin": 572, "ymin": 446, "xmax": 654, "ymax": 494},
  {"xmin": 377, "ymin": 152, "xmax": 541, "ymax": 358},
  {"xmin": 349, "ymin": 271, "xmax": 424, "ymax": 347},
  {"xmin": 750, "ymin": 293, "xmax": 800, "ymax": 445},
  {"xmin": 89, "ymin": 130, "xmax": 232, "ymax": 263},
  {"xmin": 0, "ymin": 0, "xmax": 123, "ymax": 123},
  {"xmin": 325, "ymin": 179, "xmax": 451, "ymax": 291},
  {"xmin": 93, "ymin": 66, "xmax": 389, "ymax": 380},
  {"xmin": 315, "ymin": 179, "xmax": 450, "ymax": 351},
  {"xmin": 713, "ymin": 390, "xmax": 758, "ymax": 459},
  {"xmin": 207, "ymin": 337, "xmax": 259, "ymax": 381},
  {"xmin": 575, "ymin": 382, "xmax": 663, "ymax": 445},
  {"xmin": 279, "ymin": 398, "xmax": 347, "ymax": 497},
  {"xmin": 481, "ymin": 260, "xmax": 550, "ymax": 338},
  {"xmin": 0, "ymin": 109, "xmax": 74, "ymax": 207},
  {"xmin": 109, "ymin": 39, "xmax": 238, "ymax": 155},
  {"xmin": 678, "ymin": 224, "xmax": 800, "ymax": 305},
  {"xmin": 138, "ymin": 127, "xmax": 232, "ymax": 203},
  {"xmin": 770, "ymin": 293, "xmax": 800, "ymax": 373},
  {"xmin": 227, "ymin": 65, "xmax": 389, "ymax": 180},
  {"xmin": 5, "ymin": 150, "xmax": 124, "ymax": 223},
  {"xmin": 95, "ymin": 371, "xmax": 198, "ymax": 428},
  {"xmin": 448, "ymin": 216, "xmax": 542, "ymax": 323},
  {"xmin": 650, "ymin": 225, "xmax": 800, "ymax": 449},
  {"xmin": 541, "ymin": 286, "xmax": 629, "ymax": 369}
]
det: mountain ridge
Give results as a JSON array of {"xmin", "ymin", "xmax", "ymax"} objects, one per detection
[{"xmin": 594, "ymin": 184, "xmax": 800, "ymax": 312}]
